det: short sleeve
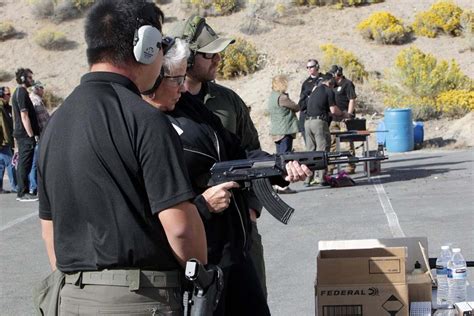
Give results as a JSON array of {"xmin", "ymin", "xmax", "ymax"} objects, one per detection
[
  {"xmin": 347, "ymin": 82, "xmax": 357, "ymax": 100},
  {"xmin": 17, "ymin": 88, "xmax": 29, "ymax": 112},
  {"xmin": 328, "ymin": 88, "xmax": 336, "ymax": 106},
  {"xmin": 138, "ymin": 111, "xmax": 195, "ymax": 214}
]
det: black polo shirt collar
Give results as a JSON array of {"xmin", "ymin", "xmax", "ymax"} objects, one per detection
[{"xmin": 81, "ymin": 72, "xmax": 141, "ymax": 96}]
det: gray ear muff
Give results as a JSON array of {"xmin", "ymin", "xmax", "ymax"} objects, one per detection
[{"xmin": 133, "ymin": 25, "xmax": 163, "ymax": 65}]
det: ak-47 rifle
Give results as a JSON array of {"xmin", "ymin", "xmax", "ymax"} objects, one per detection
[
  {"xmin": 208, "ymin": 151, "xmax": 387, "ymax": 224},
  {"xmin": 183, "ymin": 259, "xmax": 224, "ymax": 316}
]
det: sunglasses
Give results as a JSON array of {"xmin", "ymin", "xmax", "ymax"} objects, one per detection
[
  {"xmin": 306, "ymin": 65, "xmax": 317, "ymax": 69},
  {"xmin": 198, "ymin": 52, "xmax": 218, "ymax": 60},
  {"xmin": 164, "ymin": 74, "xmax": 186, "ymax": 87}
]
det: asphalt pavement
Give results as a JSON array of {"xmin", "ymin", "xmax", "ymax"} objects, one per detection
[{"xmin": 1, "ymin": 148, "xmax": 473, "ymax": 315}]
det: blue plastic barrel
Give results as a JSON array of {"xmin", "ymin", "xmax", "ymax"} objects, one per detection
[
  {"xmin": 376, "ymin": 121, "xmax": 386, "ymax": 145},
  {"xmin": 384, "ymin": 108, "xmax": 414, "ymax": 152},
  {"xmin": 413, "ymin": 121, "xmax": 424, "ymax": 145}
]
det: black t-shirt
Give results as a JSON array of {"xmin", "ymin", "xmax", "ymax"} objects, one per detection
[
  {"xmin": 298, "ymin": 75, "xmax": 323, "ymax": 112},
  {"xmin": 38, "ymin": 72, "xmax": 195, "ymax": 272},
  {"xmin": 334, "ymin": 77, "xmax": 357, "ymax": 112},
  {"xmin": 12, "ymin": 86, "xmax": 39, "ymax": 138},
  {"xmin": 306, "ymin": 84, "xmax": 335, "ymax": 120}
]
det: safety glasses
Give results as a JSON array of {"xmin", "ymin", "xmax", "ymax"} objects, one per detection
[{"xmin": 164, "ymin": 74, "xmax": 186, "ymax": 87}]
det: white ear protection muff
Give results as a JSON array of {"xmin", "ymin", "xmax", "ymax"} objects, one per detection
[{"xmin": 133, "ymin": 25, "xmax": 163, "ymax": 65}]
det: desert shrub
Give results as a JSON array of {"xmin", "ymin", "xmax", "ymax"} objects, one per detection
[
  {"xmin": 319, "ymin": 43, "xmax": 368, "ymax": 83},
  {"xmin": 383, "ymin": 46, "xmax": 472, "ymax": 119},
  {"xmin": 460, "ymin": 9, "xmax": 474, "ymax": 51},
  {"xmin": 436, "ymin": 90, "xmax": 474, "ymax": 118},
  {"xmin": 293, "ymin": 0, "xmax": 383, "ymax": 8},
  {"xmin": 357, "ymin": 11, "xmax": 411, "ymax": 44},
  {"xmin": 0, "ymin": 21, "xmax": 16, "ymax": 41},
  {"xmin": 412, "ymin": 1, "xmax": 463, "ymax": 38},
  {"xmin": 217, "ymin": 38, "xmax": 260, "ymax": 79},
  {"xmin": 0, "ymin": 70, "xmax": 14, "ymax": 82},
  {"xmin": 34, "ymin": 28, "xmax": 69, "ymax": 50},
  {"xmin": 29, "ymin": 0, "xmax": 94, "ymax": 21},
  {"xmin": 43, "ymin": 89, "xmax": 64, "ymax": 109},
  {"xmin": 182, "ymin": 0, "xmax": 238, "ymax": 16},
  {"xmin": 29, "ymin": 0, "xmax": 55, "ymax": 19}
]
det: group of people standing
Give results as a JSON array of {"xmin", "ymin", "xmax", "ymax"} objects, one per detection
[
  {"xmin": 0, "ymin": 69, "xmax": 50, "ymax": 200},
  {"xmin": 268, "ymin": 59, "xmax": 358, "ymax": 189},
  {"xmin": 36, "ymin": 1, "xmax": 311, "ymax": 315}
]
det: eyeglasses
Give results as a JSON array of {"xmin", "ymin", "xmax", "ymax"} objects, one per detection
[
  {"xmin": 198, "ymin": 52, "xmax": 218, "ymax": 60},
  {"xmin": 164, "ymin": 74, "xmax": 186, "ymax": 87},
  {"xmin": 306, "ymin": 65, "xmax": 317, "ymax": 69}
]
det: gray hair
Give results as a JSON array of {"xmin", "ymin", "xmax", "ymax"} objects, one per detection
[{"xmin": 163, "ymin": 38, "xmax": 190, "ymax": 75}]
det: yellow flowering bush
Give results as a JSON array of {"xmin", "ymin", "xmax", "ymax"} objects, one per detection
[
  {"xmin": 294, "ymin": 0, "xmax": 383, "ymax": 7},
  {"xmin": 0, "ymin": 21, "xmax": 16, "ymax": 41},
  {"xmin": 436, "ymin": 90, "xmax": 474, "ymax": 118},
  {"xmin": 460, "ymin": 9, "xmax": 474, "ymax": 51},
  {"xmin": 357, "ymin": 11, "xmax": 411, "ymax": 44},
  {"xmin": 412, "ymin": 1, "xmax": 463, "ymax": 38},
  {"xmin": 34, "ymin": 28, "xmax": 68, "ymax": 50},
  {"xmin": 383, "ymin": 46, "xmax": 472, "ymax": 119},
  {"xmin": 185, "ymin": 0, "xmax": 238, "ymax": 16},
  {"xmin": 217, "ymin": 38, "xmax": 260, "ymax": 79},
  {"xmin": 320, "ymin": 44, "xmax": 368, "ymax": 83}
]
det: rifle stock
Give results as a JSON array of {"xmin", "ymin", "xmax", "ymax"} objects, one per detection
[{"xmin": 209, "ymin": 151, "xmax": 388, "ymax": 224}]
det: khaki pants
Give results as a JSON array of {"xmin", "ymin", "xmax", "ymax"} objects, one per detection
[
  {"xmin": 304, "ymin": 118, "xmax": 330, "ymax": 183},
  {"xmin": 329, "ymin": 120, "xmax": 356, "ymax": 172},
  {"xmin": 59, "ymin": 283, "xmax": 182, "ymax": 315}
]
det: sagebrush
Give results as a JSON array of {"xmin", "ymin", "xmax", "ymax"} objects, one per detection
[
  {"xmin": 357, "ymin": 11, "xmax": 411, "ymax": 44},
  {"xmin": 383, "ymin": 46, "xmax": 472, "ymax": 120},
  {"xmin": 319, "ymin": 44, "xmax": 368, "ymax": 83},
  {"xmin": 217, "ymin": 38, "xmax": 260, "ymax": 79},
  {"xmin": 34, "ymin": 28, "xmax": 69, "ymax": 50},
  {"xmin": 182, "ymin": 0, "xmax": 238, "ymax": 16},
  {"xmin": 0, "ymin": 21, "xmax": 16, "ymax": 41},
  {"xmin": 412, "ymin": 0, "xmax": 463, "ymax": 38}
]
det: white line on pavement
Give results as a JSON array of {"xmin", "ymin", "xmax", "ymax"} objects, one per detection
[
  {"xmin": 371, "ymin": 177, "xmax": 406, "ymax": 238},
  {"xmin": 0, "ymin": 212, "xmax": 37, "ymax": 232}
]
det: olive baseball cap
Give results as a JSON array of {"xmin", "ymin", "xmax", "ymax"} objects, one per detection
[{"xmin": 168, "ymin": 15, "xmax": 235, "ymax": 53}]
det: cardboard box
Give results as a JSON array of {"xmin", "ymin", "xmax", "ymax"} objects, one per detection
[
  {"xmin": 407, "ymin": 273, "xmax": 432, "ymax": 303},
  {"xmin": 318, "ymin": 237, "xmax": 434, "ymax": 305},
  {"xmin": 316, "ymin": 246, "xmax": 409, "ymax": 316}
]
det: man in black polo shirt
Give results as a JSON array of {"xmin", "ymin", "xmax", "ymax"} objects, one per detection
[
  {"xmin": 298, "ymin": 59, "xmax": 324, "ymax": 143},
  {"xmin": 38, "ymin": 1, "xmax": 207, "ymax": 314},
  {"xmin": 328, "ymin": 65, "xmax": 357, "ymax": 174},
  {"xmin": 12, "ymin": 68, "xmax": 39, "ymax": 201},
  {"xmin": 304, "ymin": 74, "xmax": 351, "ymax": 186}
]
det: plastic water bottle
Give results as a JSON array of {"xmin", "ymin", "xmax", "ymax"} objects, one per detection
[
  {"xmin": 447, "ymin": 248, "xmax": 468, "ymax": 305},
  {"xmin": 436, "ymin": 245, "xmax": 452, "ymax": 307}
]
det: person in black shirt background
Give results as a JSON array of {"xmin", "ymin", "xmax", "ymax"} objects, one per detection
[
  {"xmin": 298, "ymin": 59, "xmax": 324, "ymax": 144},
  {"xmin": 328, "ymin": 65, "xmax": 357, "ymax": 174},
  {"xmin": 304, "ymin": 74, "xmax": 352, "ymax": 186},
  {"xmin": 12, "ymin": 68, "xmax": 39, "ymax": 202},
  {"xmin": 37, "ymin": 1, "xmax": 207, "ymax": 314}
]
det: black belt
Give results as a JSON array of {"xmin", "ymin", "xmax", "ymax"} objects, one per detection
[
  {"xmin": 65, "ymin": 269, "xmax": 181, "ymax": 291},
  {"xmin": 306, "ymin": 115, "xmax": 325, "ymax": 121}
]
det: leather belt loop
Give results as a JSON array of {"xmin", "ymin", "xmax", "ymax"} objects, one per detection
[
  {"xmin": 69, "ymin": 271, "xmax": 82, "ymax": 287},
  {"xmin": 128, "ymin": 269, "xmax": 140, "ymax": 291}
]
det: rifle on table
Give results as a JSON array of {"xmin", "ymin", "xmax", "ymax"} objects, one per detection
[
  {"xmin": 183, "ymin": 259, "xmax": 224, "ymax": 316},
  {"xmin": 330, "ymin": 130, "xmax": 388, "ymax": 136},
  {"xmin": 208, "ymin": 151, "xmax": 387, "ymax": 224}
]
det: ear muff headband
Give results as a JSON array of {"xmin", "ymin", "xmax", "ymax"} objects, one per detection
[
  {"xmin": 182, "ymin": 16, "xmax": 207, "ymax": 69},
  {"xmin": 133, "ymin": 18, "xmax": 163, "ymax": 65}
]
